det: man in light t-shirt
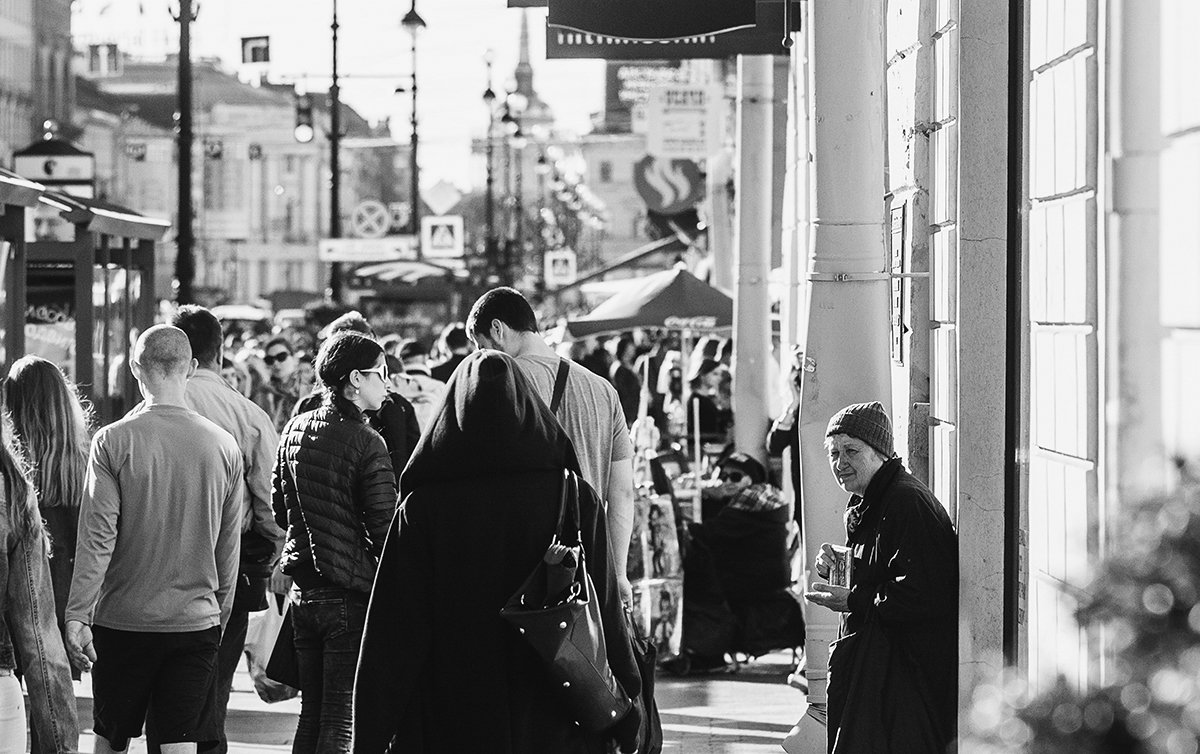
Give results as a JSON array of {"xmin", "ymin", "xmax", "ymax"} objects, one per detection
[{"xmin": 467, "ymin": 287, "xmax": 635, "ymax": 602}]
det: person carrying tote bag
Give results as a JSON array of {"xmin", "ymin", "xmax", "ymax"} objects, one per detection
[{"xmin": 354, "ymin": 350, "xmax": 641, "ymax": 754}]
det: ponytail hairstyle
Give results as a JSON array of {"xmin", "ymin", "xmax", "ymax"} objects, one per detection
[
  {"xmin": 3, "ymin": 355, "xmax": 93, "ymax": 510},
  {"xmin": 316, "ymin": 331, "xmax": 384, "ymax": 394}
]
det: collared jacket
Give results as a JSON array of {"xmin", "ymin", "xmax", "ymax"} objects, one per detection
[
  {"xmin": 826, "ymin": 457, "xmax": 958, "ymax": 753},
  {"xmin": 0, "ymin": 483, "xmax": 79, "ymax": 753},
  {"xmin": 273, "ymin": 394, "xmax": 396, "ymax": 594}
]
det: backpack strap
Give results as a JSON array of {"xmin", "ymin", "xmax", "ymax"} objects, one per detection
[{"xmin": 549, "ymin": 357, "xmax": 570, "ymax": 415}]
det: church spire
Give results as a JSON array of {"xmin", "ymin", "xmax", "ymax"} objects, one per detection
[
  {"xmin": 510, "ymin": 9, "xmax": 553, "ymax": 129},
  {"xmin": 514, "ymin": 10, "xmax": 534, "ymax": 99}
]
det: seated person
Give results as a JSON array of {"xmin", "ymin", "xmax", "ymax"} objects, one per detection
[{"xmin": 671, "ymin": 453, "xmax": 805, "ymax": 674}]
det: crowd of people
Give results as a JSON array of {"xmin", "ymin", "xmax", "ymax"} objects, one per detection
[{"xmin": 0, "ymin": 284, "xmax": 958, "ymax": 754}]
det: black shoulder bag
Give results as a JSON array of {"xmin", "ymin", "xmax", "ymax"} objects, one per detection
[{"xmin": 499, "ymin": 467, "xmax": 633, "ymax": 732}]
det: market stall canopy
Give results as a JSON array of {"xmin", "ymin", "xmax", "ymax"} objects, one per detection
[{"xmin": 565, "ymin": 266, "xmax": 732, "ymax": 339}]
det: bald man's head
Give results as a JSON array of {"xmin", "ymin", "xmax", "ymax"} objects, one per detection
[{"xmin": 133, "ymin": 325, "xmax": 194, "ymax": 379}]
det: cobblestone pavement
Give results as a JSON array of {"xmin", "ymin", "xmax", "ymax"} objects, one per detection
[{"xmin": 67, "ymin": 652, "xmax": 805, "ymax": 753}]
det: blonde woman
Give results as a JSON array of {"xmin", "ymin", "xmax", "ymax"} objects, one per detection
[{"xmin": 3, "ymin": 355, "xmax": 93, "ymax": 635}]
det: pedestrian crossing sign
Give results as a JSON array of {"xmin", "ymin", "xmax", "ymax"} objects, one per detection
[{"xmin": 420, "ymin": 215, "xmax": 464, "ymax": 259}]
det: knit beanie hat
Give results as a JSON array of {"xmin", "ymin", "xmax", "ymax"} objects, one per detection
[{"xmin": 826, "ymin": 401, "xmax": 894, "ymax": 459}]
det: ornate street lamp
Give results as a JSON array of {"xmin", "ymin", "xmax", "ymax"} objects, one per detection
[{"xmin": 401, "ymin": 2, "xmax": 426, "ymax": 242}]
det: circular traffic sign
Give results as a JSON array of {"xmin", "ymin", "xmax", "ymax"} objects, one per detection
[{"xmin": 351, "ymin": 200, "xmax": 391, "ymax": 239}]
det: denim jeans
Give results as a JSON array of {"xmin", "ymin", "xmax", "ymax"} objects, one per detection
[{"xmin": 290, "ymin": 588, "xmax": 368, "ymax": 754}]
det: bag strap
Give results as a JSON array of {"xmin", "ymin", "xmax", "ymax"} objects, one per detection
[
  {"xmin": 549, "ymin": 357, "xmax": 570, "ymax": 415},
  {"xmin": 553, "ymin": 469, "xmax": 582, "ymax": 547}
]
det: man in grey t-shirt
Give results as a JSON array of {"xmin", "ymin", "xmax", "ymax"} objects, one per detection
[{"xmin": 468, "ymin": 288, "xmax": 635, "ymax": 602}]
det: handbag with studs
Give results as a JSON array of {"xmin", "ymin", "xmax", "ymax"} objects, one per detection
[{"xmin": 500, "ymin": 469, "xmax": 634, "ymax": 732}]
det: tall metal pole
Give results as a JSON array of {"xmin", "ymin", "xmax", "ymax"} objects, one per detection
[
  {"xmin": 402, "ymin": 2, "xmax": 425, "ymax": 240},
  {"xmin": 327, "ymin": 0, "xmax": 344, "ymax": 302},
  {"xmin": 175, "ymin": 0, "xmax": 195, "ymax": 304},
  {"xmin": 483, "ymin": 55, "xmax": 497, "ymax": 280}
]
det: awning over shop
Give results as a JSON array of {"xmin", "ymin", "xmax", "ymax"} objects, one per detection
[
  {"xmin": 565, "ymin": 266, "xmax": 733, "ymax": 339},
  {"xmin": 354, "ymin": 259, "xmax": 467, "ymax": 284},
  {"xmin": 0, "ymin": 168, "xmax": 45, "ymax": 208},
  {"xmin": 39, "ymin": 191, "xmax": 171, "ymax": 240},
  {"xmin": 548, "ymin": 236, "xmax": 686, "ymax": 296}
]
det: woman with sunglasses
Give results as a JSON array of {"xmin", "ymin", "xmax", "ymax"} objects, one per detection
[{"xmin": 273, "ymin": 331, "xmax": 397, "ymax": 753}]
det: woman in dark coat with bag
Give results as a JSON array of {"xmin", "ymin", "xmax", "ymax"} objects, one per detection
[{"xmin": 353, "ymin": 349, "xmax": 641, "ymax": 753}]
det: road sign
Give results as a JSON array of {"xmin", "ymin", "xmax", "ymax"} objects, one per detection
[
  {"xmin": 545, "ymin": 249, "xmax": 577, "ymax": 288},
  {"xmin": 646, "ymin": 84, "xmax": 723, "ymax": 160},
  {"xmin": 318, "ymin": 236, "xmax": 418, "ymax": 263},
  {"xmin": 424, "ymin": 180, "xmax": 463, "ymax": 216},
  {"xmin": 421, "ymin": 215, "xmax": 465, "ymax": 259},
  {"xmin": 632, "ymin": 155, "xmax": 704, "ymax": 215},
  {"xmin": 351, "ymin": 200, "xmax": 391, "ymax": 239}
]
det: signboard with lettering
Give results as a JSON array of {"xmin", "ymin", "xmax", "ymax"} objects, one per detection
[
  {"xmin": 603, "ymin": 61, "xmax": 690, "ymax": 134},
  {"xmin": 547, "ymin": 2, "xmax": 798, "ymax": 60},
  {"xmin": 549, "ymin": 0, "xmax": 755, "ymax": 41},
  {"xmin": 646, "ymin": 85, "xmax": 724, "ymax": 159},
  {"xmin": 319, "ymin": 237, "xmax": 418, "ymax": 263}
]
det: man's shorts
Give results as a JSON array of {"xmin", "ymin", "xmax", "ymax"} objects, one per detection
[{"xmin": 91, "ymin": 625, "xmax": 221, "ymax": 747}]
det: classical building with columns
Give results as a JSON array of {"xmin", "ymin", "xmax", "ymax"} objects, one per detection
[{"xmin": 775, "ymin": 0, "xmax": 1197, "ymax": 745}]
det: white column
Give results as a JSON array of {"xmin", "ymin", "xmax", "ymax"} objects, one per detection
[
  {"xmin": 1110, "ymin": 0, "xmax": 1165, "ymax": 500},
  {"xmin": 731, "ymin": 55, "xmax": 775, "ymax": 463},
  {"xmin": 791, "ymin": 0, "xmax": 891, "ymax": 748},
  {"xmin": 956, "ymin": 0, "xmax": 1010, "ymax": 720}
]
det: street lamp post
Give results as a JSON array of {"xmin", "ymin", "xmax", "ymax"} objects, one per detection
[
  {"xmin": 171, "ymin": 0, "xmax": 196, "ymax": 304},
  {"xmin": 328, "ymin": 0, "xmax": 344, "ymax": 302},
  {"xmin": 401, "ymin": 3, "xmax": 426, "ymax": 243},
  {"xmin": 535, "ymin": 151, "xmax": 550, "ymax": 295},
  {"xmin": 482, "ymin": 51, "xmax": 498, "ymax": 282}
]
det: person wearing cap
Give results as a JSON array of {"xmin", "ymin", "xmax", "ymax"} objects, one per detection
[
  {"xmin": 804, "ymin": 401, "xmax": 957, "ymax": 751},
  {"xmin": 668, "ymin": 452, "xmax": 805, "ymax": 675}
]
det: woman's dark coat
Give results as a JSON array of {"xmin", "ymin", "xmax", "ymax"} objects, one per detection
[
  {"xmin": 273, "ymin": 394, "xmax": 396, "ymax": 594},
  {"xmin": 826, "ymin": 458, "xmax": 958, "ymax": 753},
  {"xmin": 353, "ymin": 350, "xmax": 640, "ymax": 754}
]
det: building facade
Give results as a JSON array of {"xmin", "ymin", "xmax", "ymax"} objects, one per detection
[
  {"xmin": 783, "ymin": 0, "xmax": 1200, "ymax": 738},
  {"xmin": 1, "ymin": 0, "xmax": 72, "ymax": 163},
  {"xmin": 75, "ymin": 57, "xmax": 381, "ymax": 305}
]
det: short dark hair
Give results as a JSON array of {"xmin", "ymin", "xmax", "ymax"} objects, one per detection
[
  {"xmin": 264, "ymin": 336, "xmax": 293, "ymax": 355},
  {"xmin": 466, "ymin": 287, "xmax": 539, "ymax": 339},
  {"xmin": 441, "ymin": 322, "xmax": 470, "ymax": 351},
  {"xmin": 315, "ymin": 331, "xmax": 384, "ymax": 391},
  {"xmin": 170, "ymin": 305, "xmax": 223, "ymax": 366}
]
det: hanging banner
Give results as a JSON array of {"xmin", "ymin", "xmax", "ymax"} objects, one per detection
[
  {"xmin": 548, "ymin": 0, "xmax": 755, "ymax": 41},
  {"xmin": 547, "ymin": 2, "xmax": 799, "ymax": 60}
]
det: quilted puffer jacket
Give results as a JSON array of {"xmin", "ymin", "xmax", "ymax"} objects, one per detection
[{"xmin": 273, "ymin": 394, "xmax": 397, "ymax": 594}]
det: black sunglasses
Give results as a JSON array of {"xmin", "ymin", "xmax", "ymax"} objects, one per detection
[
  {"xmin": 719, "ymin": 471, "xmax": 745, "ymax": 483},
  {"xmin": 263, "ymin": 351, "xmax": 292, "ymax": 365}
]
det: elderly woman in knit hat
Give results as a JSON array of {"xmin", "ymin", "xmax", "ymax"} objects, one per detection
[{"xmin": 804, "ymin": 401, "xmax": 958, "ymax": 752}]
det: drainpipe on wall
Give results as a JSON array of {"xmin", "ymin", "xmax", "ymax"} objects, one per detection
[
  {"xmin": 788, "ymin": 0, "xmax": 891, "ymax": 748},
  {"xmin": 731, "ymin": 55, "xmax": 776, "ymax": 464}
]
